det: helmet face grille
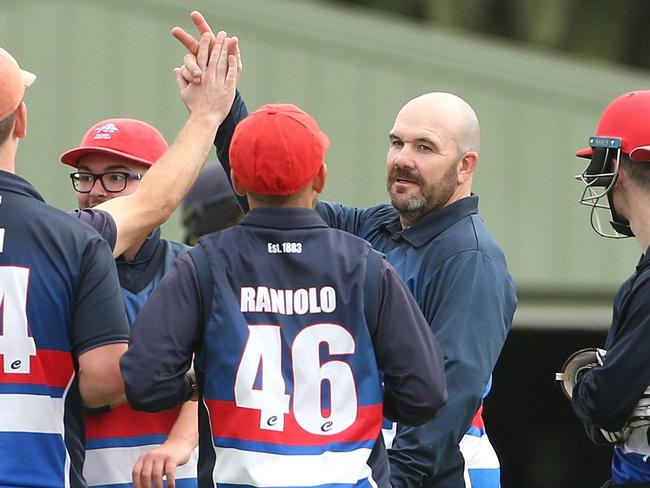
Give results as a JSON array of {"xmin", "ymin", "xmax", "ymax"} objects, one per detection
[{"xmin": 575, "ymin": 142, "xmax": 631, "ymax": 239}]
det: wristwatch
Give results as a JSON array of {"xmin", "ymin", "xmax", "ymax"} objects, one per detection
[{"xmin": 183, "ymin": 371, "xmax": 198, "ymax": 401}]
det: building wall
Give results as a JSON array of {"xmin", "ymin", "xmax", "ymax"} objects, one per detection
[{"xmin": 3, "ymin": 0, "xmax": 649, "ymax": 325}]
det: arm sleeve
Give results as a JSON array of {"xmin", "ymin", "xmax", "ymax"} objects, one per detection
[
  {"xmin": 316, "ymin": 201, "xmax": 368, "ymax": 235},
  {"xmin": 71, "ymin": 236, "xmax": 129, "ymax": 355},
  {"xmin": 214, "ymin": 90, "xmax": 250, "ymax": 213},
  {"xmin": 120, "ymin": 253, "xmax": 202, "ymax": 412},
  {"xmin": 572, "ymin": 277, "xmax": 650, "ymax": 432},
  {"xmin": 372, "ymin": 259, "xmax": 447, "ymax": 425},
  {"xmin": 389, "ymin": 250, "xmax": 516, "ymax": 488},
  {"xmin": 316, "ymin": 201, "xmax": 396, "ymax": 240},
  {"xmin": 68, "ymin": 208, "xmax": 118, "ymax": 252}
]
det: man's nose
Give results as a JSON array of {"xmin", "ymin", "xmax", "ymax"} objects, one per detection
[
  {"xmin": 393, "ymin": 146, "xmax": 416, "ymax": 169},
  {"xmin": 89, "ymin": 178, "xmax": 107, "ymax": 196}
]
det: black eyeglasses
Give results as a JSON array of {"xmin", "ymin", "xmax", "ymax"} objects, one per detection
[{"xmin": 69, "ymin": 171, "xmax": 143, "ymax": 193}]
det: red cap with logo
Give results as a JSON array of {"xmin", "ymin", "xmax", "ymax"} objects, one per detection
[
  {"xmin": 0, "ymin": 47, "xmax": 36, "ymax": 121},
  {"xmin": 60, "ymin": 118, "xmax": 168, "ymax": 168},
  {"xmin": 577, "ymin": 90, "xmax": 650, "ymax": 161},
  {"xmin": 229, "ymin": 103, "xmax": 330, "ymax": 196}
]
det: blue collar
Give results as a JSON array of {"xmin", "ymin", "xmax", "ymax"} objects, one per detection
[
  {"xmin": 383, "ymin": 194, "xmax": 480, "ymax": 248},
  {"xmin": 0, "ymin": 170, "xmax": 45, "ymax": 202},
  {"xmin": 116, "ymin": 228, "xmax": 162, "ymax": 265},
  {"xmin": 240, "ymin": 207, "xmax": 329, "ymax": 230}
]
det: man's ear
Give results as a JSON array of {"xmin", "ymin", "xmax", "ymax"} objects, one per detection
[
  {"xmin": 457, "ymin": 151, "xmax": 478, "ymax": 185},
  {"xmin": 312, "ymin": 163, "xmax": 327, "ymax": 194},
  {"xmin": 230, "ymin": 170, "xmax": 246, "ymax": 197},
  {"xmin": 13, "ymin": 102, "xmax": 27, "ymax": 139}
]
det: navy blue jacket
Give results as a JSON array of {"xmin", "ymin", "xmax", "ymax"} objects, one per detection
[
  {"xmin": 115, "ymin": 228, "xmax": 189, "ymax": 324},
  {"xmin": 317, "ymin": 199, "xmax": 516, "ymax": 488},
  {"xmin": 572, "ymin": 251, "xmax": 650, "ymax": 483},
  {"xmin": 121, "ymin": 207, "xmax": 446, "ymax": 487}
]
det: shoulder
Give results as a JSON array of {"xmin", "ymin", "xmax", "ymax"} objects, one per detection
[
  {"xmin": 436, "ymin": 214, "xmax": 507, "ymax": 264},
  {"xmin": 163, "ymin": 239, "xmax": 191, "ymax": 257},
  {"xmin": 68, "ymin": 208, "xmax": 117, "ymax": 249},
  {"xmin": 25, "ymin": 204, "xmax": 109, "ymax": 252}
]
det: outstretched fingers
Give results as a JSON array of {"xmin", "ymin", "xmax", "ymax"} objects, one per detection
[
  {"xmin": 196, "ymin": 33, "xmax": 212, "ymax": 72},
  {"xmin": 229, "ymin": 36, "xmax": 243, "ymax": 79},
  {"xmin": 226, "ymin": 54, "xmax": 238, "ymax": 90},
  {"xmin": 171, "ymin": 26, "xmax": 199, "ymax": 55},
  {"xmin": 171, "ymin": 10, "xmax": 215, "ymax": 56},
  {"xmin": 190, "ymin": 11, "xmax": 214, "ymax": 42},
  {"xmin": 174, "ymin": 67, "xmax": 188, "ymax": 92}
]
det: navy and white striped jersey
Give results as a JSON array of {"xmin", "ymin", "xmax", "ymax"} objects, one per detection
[
  {"xmin": 83, "ymin": 228, "xmax": 197, "ymax": 488},
  {"xmin": 0, "ymin": 170, "xmax": 129, "ymax": 487}
]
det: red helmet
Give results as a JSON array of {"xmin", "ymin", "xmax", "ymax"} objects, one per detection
[
  {"xmin": 576, "ymin": 90, "xmax": 650, "ymax": 162},
  {"xmin": 573, "ymin": 91, "xmax": 650, "ymax": 239}
]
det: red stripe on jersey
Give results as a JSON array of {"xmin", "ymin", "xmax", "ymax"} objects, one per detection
[
  {"xmin": 206, "ymin": 399, "xmax": 383, "ymax": 445},
  {"xmin": 85, "ymin": 403, "xmax": 182, "ymax": 440},
  {"xmin": 0, "ymin": 349, "xmax": 73, "ymax": 388},
  {"xmin": 470, "ymin": 404, "xmax": 485, "ymax": 430}
]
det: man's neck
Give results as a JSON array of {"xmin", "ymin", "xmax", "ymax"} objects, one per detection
[
  {"xmin": 0, "ymin": 143, "xmax": 17, "ymax": 173},
  {"xmin": 626, "ymin": 197, "xmax": 650, "ymax": 253},
  {"xmin": 121, "ymin": 236, "xmax": 147, "ymax": 262}
]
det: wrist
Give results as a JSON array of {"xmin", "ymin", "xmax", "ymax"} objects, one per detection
[{"xmin": 183, "ymin": 371, "xmax": 198, "ymax": 402}]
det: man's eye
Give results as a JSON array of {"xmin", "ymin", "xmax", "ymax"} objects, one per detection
[
  {"xmin": 419, "ymin": 145, "xmax": 432, "ymax": 152},
  {"xmin": 78, "ymin": 174, "xmax": 93, "ymax": 183},
  {"xmin": 107, "ymin": 173, "xmax": 126, "ymax": 182},
  {"xmin": 390, "ymin": 140, "xmax": 403, "ymax": 147}
]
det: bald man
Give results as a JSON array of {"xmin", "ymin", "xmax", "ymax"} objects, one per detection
[
  {"xmin": 318, "ymin": 93, "xmax": 516, "ymax": 488},
  {"xmin": 174, "ymin": 14, "xmax": 516, "ymax": 488}
]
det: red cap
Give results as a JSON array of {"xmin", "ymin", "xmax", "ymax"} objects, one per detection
[
  {"xmin": 577, "ymin": 91, "xmax": 650, "ymax": 161},
  {"xmin": 0, "ymin": 47, "xmax": 36, "ymax": 121},
  {"xmin": 60, "ymin": 118, "xmax": 168, "ymax": 168},
  {"xmin": 229, "ymin": 103, "xmax": 330, "ymax": 196}
]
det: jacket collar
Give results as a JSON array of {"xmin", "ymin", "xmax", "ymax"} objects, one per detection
[
  {"xmin": 240, "ymin": 207, "xmax": 329, "ymax": 229},
  {"xmin": 116, "ymin": 228, "xmax": 162, "ymax": 265},
  {"xmin": 0, "ymin": 170, "xmax": 44, "ymax": 202},
  {"xmin": 384, "ymin": 194, "xmax": 479, "ymax": 248}
]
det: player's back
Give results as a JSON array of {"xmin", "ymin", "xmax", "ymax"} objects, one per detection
[
  {"xmin": 0, "ymin": 170, "xmax": 124, "ymax": 487},
  {"xmin": 195, "ymin": 207, "xmax": 387, "ymax": 487}
]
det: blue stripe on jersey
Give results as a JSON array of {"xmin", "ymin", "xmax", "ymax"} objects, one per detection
[
  {"xmin": 90, "ymin": 480, "xmax": 198, "ymax": 488},
  {"xmin": 612, "ymin": 449, "xmax": 650, "ymax": 484},
  {"xmin": 0, "ymin": 383, "xmax": 65, "ymax": 397},
  {"xmin": 465, "ymin": 425, "xmax": 486, "ymax": 437},
  {"xmin": 86, "ymin": 433, "xmax": 168, "ymax": 449},
  {"xmin": 215, "ymin": 479, "xmax": 376, "ymax": 488},
  {"xmin": 0, "ymin": 431, "xmax": 66, "ymax": 487},
  {"xmin": 214, "ymin": 437, "xmax": 376, "ymax": 455},
  {"xmin": 468, "ymin": 468, "xmax": 500, "ymax": 488}
]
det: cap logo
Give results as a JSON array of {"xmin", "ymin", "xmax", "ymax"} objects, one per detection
[{"xmin": 93, "ymin": 123, "xmax": 119, "ymax": 140}]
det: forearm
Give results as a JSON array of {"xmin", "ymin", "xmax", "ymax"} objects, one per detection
[
  {"xmin": 102, "ymin": 111, "xmax": 221, "ymax": 257},
  {"xmin": 121, "ymin": 256, "xmax": 202, "ymax": 412},
  {"xmin": 78, "ymin": 343, "xmax": 128, "ymax": 408},
  {"xmin": 215, "ymin": 90, "xmax": 249, "ymax": 213},
  {"xmin": 165, "ymin": 400, "xmax": 199, "ymax": 451}
]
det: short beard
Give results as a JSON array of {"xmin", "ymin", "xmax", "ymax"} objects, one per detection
[
  {"xmin": 396, "ymin": 195, "xmax": 431, "ymax": 224},
  {"xmin": 389, "ymin": 163, "xmax": 457, "ymax": 225}
]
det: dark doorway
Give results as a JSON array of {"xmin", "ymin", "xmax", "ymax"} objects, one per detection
[{"xmin": 485, "ymin": 328, "xmax": 612, "ymax": 488}]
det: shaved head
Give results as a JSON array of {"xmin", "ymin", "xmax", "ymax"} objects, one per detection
[
  {"xmin": 387, "ymin": 92, "xmax": 481, "ymax": 227},
  {"xmin": 397, "ymin": 92, "xmax": 480, "ymax": 156}
]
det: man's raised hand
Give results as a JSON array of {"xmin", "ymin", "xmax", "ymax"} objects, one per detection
[
  {"xmin": 171, "ymin": 11, "xmax": 241, "ymax": 85},
  {"xmin": 174, "ymin": 30, "xmax": 237, "ymax": 125}
]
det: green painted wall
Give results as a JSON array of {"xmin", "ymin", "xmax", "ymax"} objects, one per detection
[{"xmin": 2, "ymin": 0, "xmax": 649, "ymax": 308}]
